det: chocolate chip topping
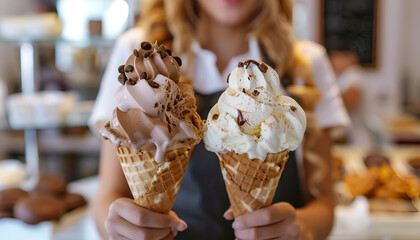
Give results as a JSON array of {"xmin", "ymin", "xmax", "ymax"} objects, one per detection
[
  {"xmin": 133, "ymin": 49, "xmax": 139, "ymax": 57},
  {"xmin": 258, "ymin": 63, "xmax": 268, "ymax": 73},
  {"xmin": 290, "ymin": 106, "xmax": 297, "ymax": 112},
  {"xmin": 166, "ymin": 49, "xmax": 172, "ymax": 56},
  {"xmin": 158, "ymin": 45, "xmax": 167, "ymax": 53},
  {"xmin": 140, "ymin": 72, "xmax": 147, "ymax": 80},
  {"xmin": 158, "ymin": 50, "xmax": 167, "ymax": 58},
  {"xmin": 173, "ymin": 56, "xmax": 182, "ymax": 66},
  {"xmin": 125, "ymin": 42, "xmax": 181, "ymax": 85},
  {"xmin": 237, "ymin": 110, "xmax": 248, "ymax": 126},
  {"xmin": 227, "ymin": 73, "xmax": 231, "ymax": 83},
  {"xmin": 143, "ymin": 51, "xmax": 152, "ymax": 58},
  {"xmin": 118, "ymin": 65, "xmax": 125, "ymax": 73},
  {"xmin": 127, "ymin": 78, "xmax": 138, "ymax": 85},
  {"xmin": 243, "ymin": 59, "xmax": 260, "ymax": 68},
  {"xmin": 124, "ymin": 65, "xmax": 134, "ymax": 73},
  {"xmin": 148, "ymin": 81, "xmax": 160, "ymax": 88},
  {"xmin": 212, "ymin": 114, "xmax": 219, "ymax": 120},
  {"xmin": 141, "ymin": 41, "xmax": 152, "ymax": 50},
  {"xmin": 252, "ymin": 90, "xmax": 260, "ymax": 96},
  {"xmin": 154, "ymin": 103, "xmax": 158, "ymax": 108},
  {"xmin": 118, "ymin": 73, "xmax": 127, "ymax": 85},
  {"xmin": 242, "ymin": 88, "xmax": 246, "ymax": 93},
  {"xmin": 239, "ymin": 60, "xmax": 269, "ymax": 73}
]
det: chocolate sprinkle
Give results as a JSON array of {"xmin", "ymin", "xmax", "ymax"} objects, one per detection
[
  {"xmin": 141, "ymin": 41, "xmax": 152, "ymax": 50},
  {"xmin": 173, "ymin": 56, "xmax": 182, "ymax": 66},
  {"xmin": 124, "ymin": 65, "xmax": 134, "ymax": 72},
  {"xmin": 290, "ymin": 106, "xmax": 297, "ymax": 112},
  {"xmin": 252, "ymin": 90, "xmax": 260, "ymax": 96},
  {"xmin": 133, "ymin": 49, "xmax": 139, "ymax": 57},
  {"xmin": 118, "ymin": 65, "xmax": 125, "ymax": 73},
  {"xmin": 258, "ymin": 63, "xmax": 268, "ymax": 73},
  {"xmin": 127, "ymin": 78, "xmax": 138, "ymax": 85},
  {"xmin": 154, "ymin": 103, "xmax": 158, "ymax": 108},
  {"xmin": 237, "ymin": 110, "xmax": 248, "ymax": 126},
  {"xmin": 140, "ymin": 72, "xmax": 147, "ymax": 80},
  {"xmin": 148, "ymin": 81, "xmax": 160, "ymax": 88},
  {"xmin": 118, "ymin": 73, "xmax": 127, "ymax": 85},
  {"xmin": 227, "ymin": 73, "xmax": 231, "ymax": 83},
  {"xmin": 242, "ymin": 88, "xmax": 246, "ymax": 93},
  {"xmin": 238, "ymin": 62, "xmax": 244, "ymax": 67},
  {"xmin": 212, "ymin": 114, "xmax": 219, "ymax": 120}
]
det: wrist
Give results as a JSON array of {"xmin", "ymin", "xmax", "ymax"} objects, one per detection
[{"xmin": 296, "ymin": 210, "xmax": 314, "ymax": 240}]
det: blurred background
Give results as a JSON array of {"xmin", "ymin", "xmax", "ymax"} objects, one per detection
[{"xmin": 0, "ymin": 0, "xmax": 419, "ymax": 239}]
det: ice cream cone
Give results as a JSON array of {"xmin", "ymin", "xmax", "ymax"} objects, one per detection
[
  {"xmin": 217, "ymin": 150, "xmax": 289, "ymax": 218},
  {"xmin": 116, "ymin": 147, "xmax": 193, "ymax": 214}
]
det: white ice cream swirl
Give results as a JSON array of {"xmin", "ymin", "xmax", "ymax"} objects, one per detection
[{"xmin": 204, "ymin": 60, "xmax": 306, "ymax": 160}]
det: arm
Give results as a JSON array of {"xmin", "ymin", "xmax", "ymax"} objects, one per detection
[
  {"xmin": 341, "ymin": 85, "xmax": 361, "ymax": 112},
  {"xmin": 93, "ymin": 141, "xmax": 187, "ymax": 240},
  {"xmin": 296, "ymin": 128, "xmax": 335, "ymax": 240}
]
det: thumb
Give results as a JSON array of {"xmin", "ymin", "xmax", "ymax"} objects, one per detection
[{"xmin": 169, "ymin": 211, "xmax": 188, "ymax": 231}]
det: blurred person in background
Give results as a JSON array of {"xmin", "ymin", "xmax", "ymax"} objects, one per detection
[
  {"xmin": 90, "ymin": 0, "xmax": 349, "ymax": 239},
  {"xmin": 330, "ymin": 51, "xmax": 372, "ymax": 148}
]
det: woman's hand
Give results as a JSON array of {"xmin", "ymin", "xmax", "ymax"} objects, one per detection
[
  {"xmin": 224, "ymin": 202, "xmax": 313, "ymax": 240},
  {"xmin": 105, "ymin": 198, "xmax": 187, "ymax": 240}
]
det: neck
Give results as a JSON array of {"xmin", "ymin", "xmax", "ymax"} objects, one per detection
[{"xmin": 196, "ymin": 13, "xmax": 249, "ymax": 73}]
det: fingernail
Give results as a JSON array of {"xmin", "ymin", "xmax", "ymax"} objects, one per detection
[
  {"xmin": 232, "ymin": 220, "xmax": 242, "ymax": 229},
  {"xmin": 177, "ymin": 219, "xmax": 188, "ymax": 231}
]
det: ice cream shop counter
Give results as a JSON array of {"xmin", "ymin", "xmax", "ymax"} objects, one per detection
[{"xmin": 1, "ymin": 145, "xmax": 420, "ymax": 240}]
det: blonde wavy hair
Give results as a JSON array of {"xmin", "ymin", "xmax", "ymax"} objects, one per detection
[{"xmin": 138, "ymin": 0, "xmax": 297, "ymax": 80}]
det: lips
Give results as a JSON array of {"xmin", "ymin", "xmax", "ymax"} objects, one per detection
[{"xmin": 222, "ymin": 0, "xmax": 244, "ymax": 4}]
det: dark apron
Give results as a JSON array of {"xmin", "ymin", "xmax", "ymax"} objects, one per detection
[{"xmin": 173, "ymin": 91, "xmax": 305, "ymax": 240}]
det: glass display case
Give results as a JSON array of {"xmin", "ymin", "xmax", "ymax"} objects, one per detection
[{"xmin": 0, "ymin": 0, "xmax": 141, "ymax": 187}]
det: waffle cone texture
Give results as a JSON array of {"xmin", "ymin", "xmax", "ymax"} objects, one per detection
[
  {"xmin": 116, "ymin": 147, "xmax": 193, "ymax": 214},
  {"xmin": 218, "ymin": 150, "xmax": 289, "ymax": 218}
]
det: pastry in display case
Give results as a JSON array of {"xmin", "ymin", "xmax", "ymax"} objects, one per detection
[
  {"xmin": 0, "ymin": 174, "xmax": 88, "ymax": 239},
  {"xmin": 335, "ymin": 149, "xmax": 420, "ymax": 212}
]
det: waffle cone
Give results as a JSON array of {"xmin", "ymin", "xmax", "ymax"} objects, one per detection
[
  {"xmin": 116, "ymin": 147, "xmax": 193, "ymax": 214},
  {"xmin": 218, "ymin": 150, "xmax": 289, "ymax": 218}
]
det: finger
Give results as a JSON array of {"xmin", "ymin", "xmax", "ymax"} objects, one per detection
[
  {"xmin": 171, "ymin": 227, "xmax": 178, "ymax": 237},
  {"xmin": 224, "ymin": 208, "xmax": 234, "ymax": 220},
  {"xmin": 234, "ymin": 220, "xmax": 300, "ymax": 240},
  {"xmin": 108, "ymin": 215, "xmax": 172, "ymax": 240},
  {"xmin": 111, "ymin": 198, "xmax": 187, "ymax": 230},
  {"xmin": 109, "ymin": 234, "xmax": 131, "ymax": 240},
  {"xmin": 233, "ymin": 202, "xmax": 296, "ymax": 230},
  {"xmin": 161, "ymin": 231, "xmax": 174, "ymax": 240},
  {"xmin": 168, "ymin": 211, "xmax": 188, "ymax": 231}
]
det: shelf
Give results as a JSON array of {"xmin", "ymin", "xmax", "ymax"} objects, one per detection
[{"xmin": 0, "ymin": 35, "xmax": 115, "ymax": 46}]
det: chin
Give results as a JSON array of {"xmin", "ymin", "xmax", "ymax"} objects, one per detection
[{"xmin": 197, "ymin": 0, "xmax": 261, "ymax": 27}]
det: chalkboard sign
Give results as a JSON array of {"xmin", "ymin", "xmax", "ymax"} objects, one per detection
[{"xmin": 319, "ymin": 0, "xmax": 379, "ymax": 67}]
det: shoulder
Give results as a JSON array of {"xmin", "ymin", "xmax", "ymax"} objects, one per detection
[
  {"xmin": 293, "ymin": 40, "xmax": 327, "ymax": 62},
  {"xmin": 114, "ymin": 27, "xmax": 145, "ymax": 50}
]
